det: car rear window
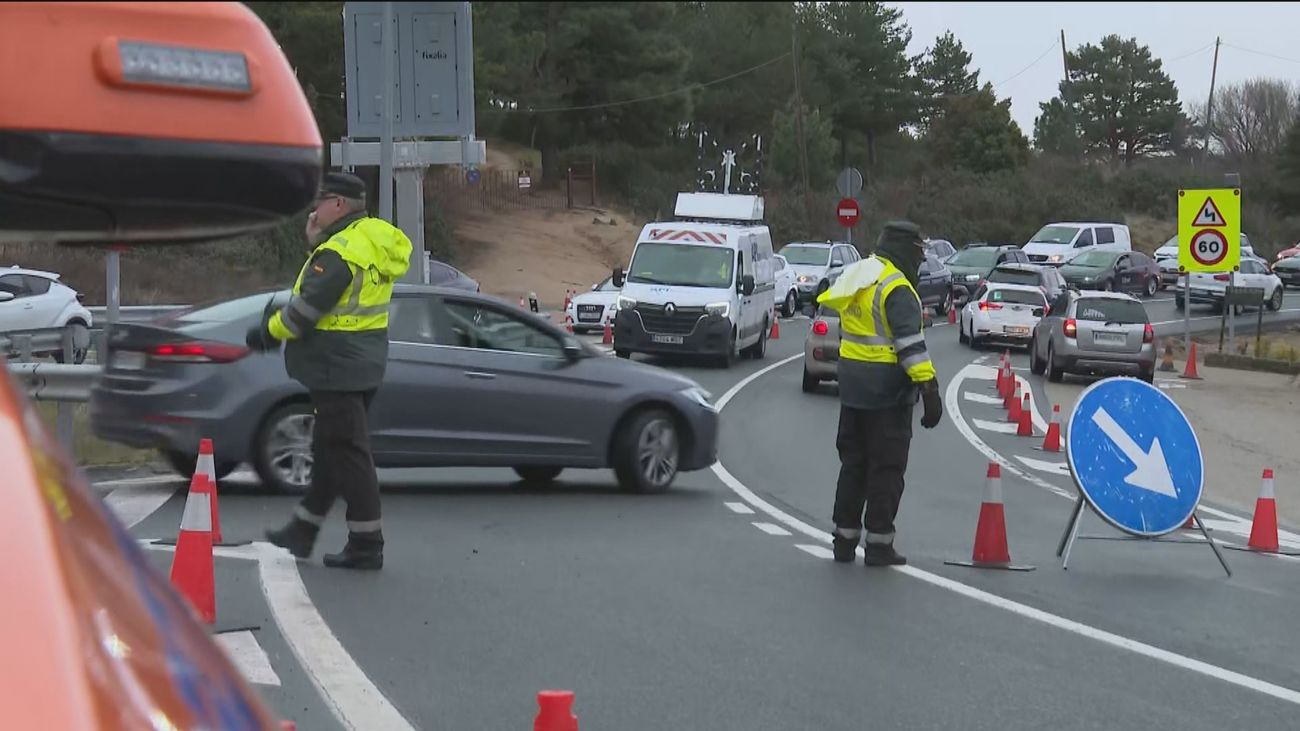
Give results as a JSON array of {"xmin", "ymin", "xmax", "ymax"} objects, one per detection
[
  {"xmin": 1075, "ymin": 298, "xmax": 1147, "ymax": 324},
  {"xmin": 988, "ymin": 269, "xmax": 1039, "ymax": 286},
  {"xmin": 158, "ymin": 290, "xmax": 283, "ymax": 326},
  {"xmin": 948, "ymin": 248, "xmax": 998, "ymax": 267},
  {"xmin": 988, "ymin": 289, "xmax": 1045, "ymax": 306}
]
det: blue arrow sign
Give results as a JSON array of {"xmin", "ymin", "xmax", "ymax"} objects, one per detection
[{"xmin": 1066, "ymin": 378, "xmax": 1203, "ymax": 536}]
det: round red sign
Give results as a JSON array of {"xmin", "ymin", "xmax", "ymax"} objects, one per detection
[{"xmin": 836, "ymin": 198, "xmax": 860, "ymax": 228}]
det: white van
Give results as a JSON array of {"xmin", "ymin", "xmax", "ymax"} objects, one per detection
[
  {"xmin": 612, "ymin": 192, "xmax": 776, "ymax": 367},
  {"xmin": 1023, "ymin": 222, "xmax": 1132, "ymax": 265}
]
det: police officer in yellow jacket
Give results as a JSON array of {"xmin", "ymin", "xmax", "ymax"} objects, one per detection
[
  {"xmin": 247, "ymin": 173, "xmax": 412, "ymax": 570},
  {"xmin": 816, "ymin": 221, "xmax": 942, "ymax": 566}
]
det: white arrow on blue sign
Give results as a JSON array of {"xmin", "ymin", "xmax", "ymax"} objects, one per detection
[{"xmin": 1066, "ymin": 378, "xmax": 1203, "ymax": 536}]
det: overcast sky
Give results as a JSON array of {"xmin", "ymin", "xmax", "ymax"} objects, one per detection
[{"xmin": 890, "ymin": 2, "xmax": 1300, "ymax": 136}]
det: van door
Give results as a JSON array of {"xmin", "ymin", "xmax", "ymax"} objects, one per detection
[{"xmin": 739, "ymin": 237, "xmax": 757, "ymax": 344}]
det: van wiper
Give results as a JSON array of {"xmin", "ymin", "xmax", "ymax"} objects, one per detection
[{"xmin": 629, "ymin": 275, "xmax": 670, "ymax": 285}]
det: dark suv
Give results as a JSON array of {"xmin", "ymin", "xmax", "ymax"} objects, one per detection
[{"xmin": 947, "ymin": 244, "xmax": 1031, "ymax": 304}]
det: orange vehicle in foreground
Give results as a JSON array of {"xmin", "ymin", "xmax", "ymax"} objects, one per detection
[{"xmin": 0, "ymin": 2, "xmax": 321, "ymax": 727}]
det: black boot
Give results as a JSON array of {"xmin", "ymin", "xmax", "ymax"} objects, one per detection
[
  {"xmin": 265, "ymin": 518, "xmax": 319, "ymax": 559},
  {"xmin": 832, "ymin": 535, "xmax": 859, "ymax": 563},
  {"xmin": 864, "ymin": 543, "xmax": 907, "ymax": 567},
  {"xmin": 323, "ymin": 531, "xmax": 384, "ymax": 570}
]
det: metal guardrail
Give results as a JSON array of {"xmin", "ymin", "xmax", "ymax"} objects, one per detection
[
  {"xmin": 7, "ymin": 362, "xmax": 102, "ymax": 402},
  {"xmin": 86, "ymin": 304, "xmax": 188, "ymax": 322}
]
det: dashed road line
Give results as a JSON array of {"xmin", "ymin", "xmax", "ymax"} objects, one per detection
[
  {"xmin": 725, "ymin": 501, "xmax": 756, "ymax": 515},
  {"xmin": 753, "ymin": 522, "xmax": 792, "ymax": 536},
  {"xmin": 1014, "ymin": 455, "xmax": 1070, "ymax": 477},
  {"xmin": 795, "ymin": 544, "xmax": 836, "ymax": 560},
  {"xmin": 972, "ymin": 418, "xmax": 1019, "ymax": 434},
  {"xmin": 216, "ymin": 630, "xmax": 282, "ymax": 687}
]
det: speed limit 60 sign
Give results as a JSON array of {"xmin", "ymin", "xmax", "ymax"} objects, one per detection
[{"xmin": 1178, "ymin": 188, "xmax": 1240, "ymax": 273}]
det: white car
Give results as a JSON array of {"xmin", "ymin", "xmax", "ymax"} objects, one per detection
[
  {"xmin": 1022, "ymin": 222, "xmax": 1132, "ymax": 266},
  {"xmin": 957, "ymin": 282, "xmax": 1049, "ymax": 349},
  {"xmin": 773, "ymin": 254, "xmax": 799, "ymax": 318},
  {"xmin": 1153, "ymin": 233, "xmax": 1255, "ymax": 288},
  {"xmin": 0, "ymin": 266, "xmax": 93, "ymax": 362},
  {"xmin": 565, "ymin": 275, "xmax": 620, "ymax": 333},
  {"xmin": 1174, "ymin": 256, "xmax": 1284, "ymax": 312}
]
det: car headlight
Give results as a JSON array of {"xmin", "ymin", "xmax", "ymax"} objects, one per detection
[
  {"xmin": 797, "ymin": 275, "xmax": 814, "ymax": 284},
  {"xmin": 964, "ymin": 274, "xmax": 981, "ymax": 282},
  {"xmin": 617, "ymin": 295, "xmax": 637, "ymax": 311},
  {"xmin": 705, "ymin": 302, "xmax": 730, "ymax": 318},
  {"xmin": 1049, "ymin": 255, "xmax": 1064, "ymax": 263},
  {"xmin": 680, "ymin": 386, "xmax": 714, "ymax": 410}
]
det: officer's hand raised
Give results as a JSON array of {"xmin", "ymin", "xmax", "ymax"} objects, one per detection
[{"xmin": 920, "ymin": 379, "xmax": 943, "ymax": 429}]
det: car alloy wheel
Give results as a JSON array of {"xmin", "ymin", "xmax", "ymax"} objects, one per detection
[
  {"xmin": 637, "ymin": 418, "xmax": 678, "ymax": 489},
  {"xmin": 260, "ymin": 406, "xmax": 314, "ymax": 492},
  {"xmin": 1145, "ymin": 277, "xmax": 1158, "ymax": 297}
]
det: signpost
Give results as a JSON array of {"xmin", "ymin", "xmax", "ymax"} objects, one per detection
[
  {"xmin": 1057, "ymin": 378, "xmax": 1230, "ymax": 576},
  {"xmin": 1178, "ymin": 186, "xmax": 1241, "ymax": 355},
  {"xmin": 836, "ymin": 198, "xmax": 860, "ymax": 236}
]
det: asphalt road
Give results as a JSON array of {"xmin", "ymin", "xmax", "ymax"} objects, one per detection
[{"xmin": 107, "ymin": 291, "xmax": 1300, "ymax": 730}]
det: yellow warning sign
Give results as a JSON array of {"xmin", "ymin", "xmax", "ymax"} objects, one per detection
[{"xmin": 1178, "ymin": 188, "xmax": 1240, "ymax": 274}]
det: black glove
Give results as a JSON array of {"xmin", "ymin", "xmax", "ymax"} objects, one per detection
[
  {"xmin": 920, "ymin": 379, "xmax": 943, "ymax": 429},
  {"xmin": 245, "ymin": 323, "xmax": 272, "ymax": 353}
]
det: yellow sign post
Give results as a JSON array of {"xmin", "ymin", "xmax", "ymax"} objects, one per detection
[{"xmin": 1178, "ymin": 187, "xmax": 1241, "ymax": 273}]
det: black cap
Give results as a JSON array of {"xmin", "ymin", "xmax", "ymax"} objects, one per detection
[
  {"xmin": 880, "ymin": 220, "xmax": 925, "ymax": 248},
  {"xmin": 319, "ymin": 172, "xmax": 367, "ymax": 201}
]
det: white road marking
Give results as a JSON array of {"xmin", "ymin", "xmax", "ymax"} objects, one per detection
[
  {"xmin": 216, "ymin": 630, "xmax": 282, "ymax": 686},
  {"xmin": 796, "ymin": 544, "xmax": 836, "ymax": 559},
  {"xmin": 1014, "ymin": 455, "xmax": 1071, "ymax": 477},
  {"xmin": 972, "ymin": 418, "xmax": 1020, "ymax": 434},
  {"xmin": 726, "ymin": 501, "xmax": 756, "ymax": 515},
  {"xmin": 105, "ymin": 483, "xmax": 179, "ymax": 529},
  {"xmin": 141, "ymin": 540, "xmax": 415, "ymax": 730},
  {"xmin": 964, "ymin": 392, "xmax": 1004, "ymax": 405},
  {"xmin": 753, "ymin": 522, "xmax": 792, "ymax": 536},
  {"xmin": 710, "ymin": 354, "xmax": 1300, "ymax": 707},
  {"xmin": 94, "ymin": 473, "xmax": 181, "ymax": 488}
]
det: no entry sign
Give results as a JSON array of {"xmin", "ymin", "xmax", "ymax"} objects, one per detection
[{"xmin": 836, "ymin": 198, "xmax": 860, "ymax": 228}]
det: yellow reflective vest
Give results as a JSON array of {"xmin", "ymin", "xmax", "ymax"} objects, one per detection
[{"xmin": 817, "ymin": 256, "xmax": 936, "ymax": 383}]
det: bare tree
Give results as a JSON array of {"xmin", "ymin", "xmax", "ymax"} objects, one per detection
[{"xmin": 1196, "ymin": 78, "xmax": 1299, "ymax": 159}]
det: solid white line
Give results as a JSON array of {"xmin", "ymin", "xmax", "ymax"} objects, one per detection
[
  {"xmin": 258, "ymin": 547, "xmax": 416, "ymax": 731},
  {"xmin": 95, "ymin": 473, "xmax": 181, "ymax": 488},
  {"xmin": 753, "ymin": 522, "xmax": 792, "ymax": 536},
  {"xmin": 796, "ymin": 544, "xmax": 835, "ymax": 560},
  {"xmin": 964, "ymin": 392, "xmax": 1004, "ymax": 405},
  {"xmin": 1014, "ymin": 455, "xmax": 1071, "ymax": 477},
  {"xmin": 216, "ymin": 630, "xmax": 282, "ymax": 687},
  {"xmin": 725, "ymin": 501, "xmax": 756, "ymax": 515},
  {"xmin": 106, "ymin": 484, "xmax": 179, "ymax": 529},
  {"xmin": 972, "ymin": 418, "xmax": 1019, "ymax": 434},
  {"xmin": 709, "ymin": 357, "xmax": 1300, "ymax": 707}
]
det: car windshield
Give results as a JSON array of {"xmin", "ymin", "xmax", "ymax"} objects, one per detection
[
  {"xmin": 1030, "ymin": 225, "xmax": 1080, "ymax": 245},
  {"xmin": 779, "ymin": 245, "xmax": 830, "ymax": 266},
  {"xmin": 947, "ymin": 248, "xmax": 999, "ymax": 267},
  {"xmin": 987, "ymin": 289, "xmax": 1045, "ymax": 306},
  {"xmin": 988, "ymin": 269, "xmax": 1040, "ymax": 286},
  {"xmin": 1075, "ymin": 298, "xmax": 1148, "ymax": 324},
  {"xmin": 627, "ymin": 242, "xmax": 733, "ymax": 288},
  {"xmin": 1070, "ymin": 251, "xmax": 1121, "ymax": 268},
  {"xmin": 156, "ymin": 290, "xmax": 284, "ymax": 326}
]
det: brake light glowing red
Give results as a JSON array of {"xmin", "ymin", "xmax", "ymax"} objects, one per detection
[
  {"xmin": 1064, "ymin": 318, "xmax": 1078, "ymax": 338},
  {"xmin": 978, "ymin": 301, "xmax": 1003, "ymax": 311},
  {"xmin": 148, "ymin": 341, "xmax": 250, "ymax": 363},
  {"xmin": 813, "ymin": 320, "xmax": 829, "ymax": 336},
  {"xmin": 1213, "ymin": 274, "xmax": 1231, "ymax": 282},
  {"xmin": 1143, "ymin": 323, "xmax": 1154, "ymax": 343}
]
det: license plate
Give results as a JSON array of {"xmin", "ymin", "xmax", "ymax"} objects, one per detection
[
  {"xmin": 577, "ymin": 314, "xmax": 601, "ymax": 322},
  {"xmin": 1004, "ymin": 326, "xmax": 1030, "ymax": 336},
  {"xmin": 1094, "ymin": 332, "xmax": 1126, "ymax": 345},
  {"xmin": 112, "ymin": 350, "xmax": 147, "ymax": 370},
  {"xmin": 652, "ymin": 334, "xmax": 684, "ymax": 345}
]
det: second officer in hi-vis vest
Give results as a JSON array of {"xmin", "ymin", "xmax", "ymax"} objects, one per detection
[
  {"xmin": 248, "ymin": 172, "xmax": 412, "ymax": 570},
  {"xmin": 816, "ymin": 221, "xmax": 943, "ymax": 567}
]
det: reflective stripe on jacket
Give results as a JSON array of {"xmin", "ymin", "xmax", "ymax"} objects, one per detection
[{"xmin": 817, "ymin": 257, "xmax": 936, "ymax": 383}]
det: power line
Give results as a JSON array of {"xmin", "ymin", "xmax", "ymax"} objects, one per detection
[
  {"xmin": 484, "ymin": 51, "xmax": 792, "ymax": 114},
  {"xmin": 991, "ymin": 39, "xmax": 1060, "ymax": 91},
  {"xmin": 1221, "ymin": 41, "xmax": 1300, "ymax": 66},
  {"xmin": 1165, "ymin": 43, "xmax": 1215, "ymax": 64}
]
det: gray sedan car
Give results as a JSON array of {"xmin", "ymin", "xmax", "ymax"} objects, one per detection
[
  {"xmin": 90, "ymin": 285, "xmax": 718, "ymax": 493},
  {"xmin": 1029, "ymin": 291, "xmax": 1156, "ymax": 383},
  {"xmin": 802, "ymin": 305, "xmax": 841, "ymax": 392}
]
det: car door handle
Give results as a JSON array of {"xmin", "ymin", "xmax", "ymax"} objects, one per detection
[{"xmin": 463, "ymin": 371, "xmax": 496, "ymax": 380}]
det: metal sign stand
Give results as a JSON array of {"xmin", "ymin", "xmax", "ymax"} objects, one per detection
[{"xmin": 1056, "ymin": 496, "xmax": 1231, "ymax": 576}]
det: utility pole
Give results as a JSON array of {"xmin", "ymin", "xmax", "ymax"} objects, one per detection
[
  {"xmin": 1203, "ymin": 36, "xmax": 1222, "ymax": 161},
  {"xmin": 791, "ymin": 22, "xmax": 814, "ymax": 230},
  {"xmin": 1060, "ymin": 30, "xmax": 1069, "ymax": 79}
]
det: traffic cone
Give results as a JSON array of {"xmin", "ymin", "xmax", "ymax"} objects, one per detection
[
  {"xmin": 562, "ymin": 289, "xmax": 572, "ymax": 312},
  {"xmin": 1180, "ymin": 342, "xmax": 1203, "ymax": 380},
  {"xmin": 947, "ymin": 305, "xmax": 956, "ymax": 325},
  {"xmin": 1017, "ymin": 393, "xmax": 1034, "ymax": 437},
  {"xmin": 944, "ymin": 463, "xmax": 1035, "ymax": 571},
  {"xmin": 1007, "ymin": 382, "xmax": 1023, "ymax": 422},
  {"xmin": 1158, "ymin": 340, "xmax": 1176, "ymax": 372},
  {"xmin": 602, "ymin": 320, "xmax": 613, "ymax": 345},
  {"xmin": 1248, "ymin": 469, "xmax": 1280, "ymax": 552},
  {"xmin": 534, "ymin": 690, "xmax": 579, "ymax": 731},
  {"xmin": 994, "ymin": 360, "xmax": 1006, "ymax": 396},
  {"xmin": 769, "ymin": 318, "xmax": 780, "ymax": 340},
  {"xmin": 169, "ymin": 471, "xmax": 216, "ymax": 624},
  {"xmin": 564, "ymin": 315, "xmax": 574, "ymax": 334},
  {"xmin": 196, "ymin": 438, "xmax": 222, "ymax": 545},
  {"xmin": 519, "ymin": 296, "xmax": 527, "ymax": 309},
  {"xmin": 1038, "ymin": 404, "xmax": 1062, "ymax": 452}
]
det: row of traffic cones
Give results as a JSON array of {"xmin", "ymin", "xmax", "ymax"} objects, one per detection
[
  {"xmin": 1157, "ymin": 338, "xmax": 1204, "ymax": 380},
  {"xmin": 993, "ymin": 351, "xmax": 1061, "ymax": 451}
]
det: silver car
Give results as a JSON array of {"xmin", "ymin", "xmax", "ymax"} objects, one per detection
[
  {"xmin": 90, "ymin": 285, "xmax": 719, "ymax": 494},
  {"xmin": 1029, "ymin": 291, "xmax": 1156, "ymax": 383},
  {"xmin": 802, "ymin": 304, "xmax": 840, "ymax": 392}
]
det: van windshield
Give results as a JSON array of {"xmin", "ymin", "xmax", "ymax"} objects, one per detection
[
  {"xmin": 779, "ymin": 245, "xmax": 830, "ymax": 266},
  {"xmin": 627, "ymin": 243, "xmax": 734, "ymax": 288},
  {"xmin": 1030, "ymin": 225, "xmax": 1080, "ymax": 245}
]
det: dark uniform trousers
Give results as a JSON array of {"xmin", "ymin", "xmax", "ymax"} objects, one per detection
[
  {"xmin": 298, "ymin": 389, "xmax": 382, "ymax": 529},
  {"xmin": 832, "ymin": 401, "xmax": 914, "ymax": 541}
]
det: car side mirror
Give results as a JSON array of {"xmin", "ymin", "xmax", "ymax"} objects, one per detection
[
  {"xmin": 741, "ymin": 274, "xmax": 755, "ymax": 296},
  {"xmin": 830, "ymin": 259, "xmax": 844, "ymax": 268},
  {"xmin": 612, "ymin": 268, "xmax": 625, "ymax": 288},
  {"xmin": 0, "ymin": 291, "xmax": 13, "ymax": 303}
]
